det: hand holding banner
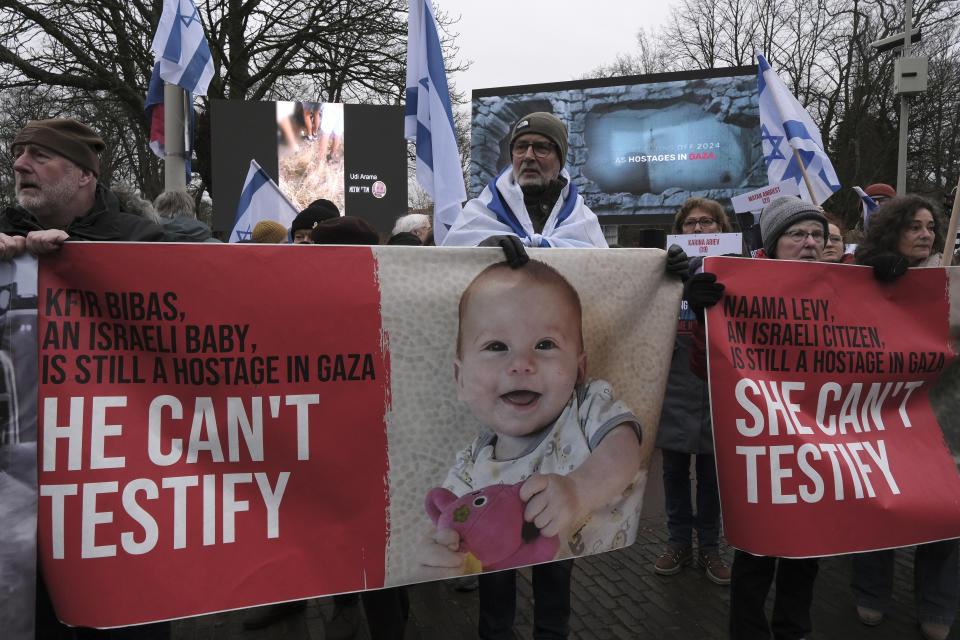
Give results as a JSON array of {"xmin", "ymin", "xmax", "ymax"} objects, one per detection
[
  {"xmin": 705, "ymin": 257, "xmax": 960, "ymax": 557},
  {"xmin": 29, "ymin": 244, "xmax": 682, "ymax": 627}
]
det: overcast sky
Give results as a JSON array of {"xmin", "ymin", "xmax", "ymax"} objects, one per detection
[{"xmin": 438, "ymin": 0, "xmax": 678, "ymax": 98}]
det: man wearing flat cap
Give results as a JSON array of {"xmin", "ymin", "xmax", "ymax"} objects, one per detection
[
  {"xmin": 442, "ymin": 111, "xmax": 607, "ymax": 248},
  {"xmin": 0, "ymin": 118, "xmax": 172, "ymax": 258}
]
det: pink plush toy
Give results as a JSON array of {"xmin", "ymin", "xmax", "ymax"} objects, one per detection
[{"xmin": 424, "ymin": 481, "xmax": 560, "ymax": 572}]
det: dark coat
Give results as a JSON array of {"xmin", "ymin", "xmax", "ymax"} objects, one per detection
[
  {"xmin": 0, "ymin": 185, "xmax": 173, "ymax": 242},
  {"xmin": 657, "ymin": 254, "xmax": 713, "ymax": 454},
  {"xmin": 162, "ymin": 215, "xmax": 219, "ymax": 242},
  {"xmin": 655, "ymin": 325, "xmax": 714, "ymax": 454}
]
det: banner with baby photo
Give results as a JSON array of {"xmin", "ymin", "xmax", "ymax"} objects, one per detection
[
  {"xmin": 26, "ymin": 243, "xmax": 681, "ymax": 627},
  {"xmin": 704, "ymin": 256, "xmax": 960, "ymax": 558}
]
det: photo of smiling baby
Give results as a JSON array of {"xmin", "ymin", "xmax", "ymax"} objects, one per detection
[{"xmin": 415, "ymin": 259, "xmax": 645, "ymax": 579}]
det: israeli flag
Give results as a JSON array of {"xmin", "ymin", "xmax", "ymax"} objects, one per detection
[
  {"xmin": 758, "ymin": 52, "xmax": 840, "ymax": 206},
  {"xmin": 145, "ymin": 62, "xmax": 166, "ymax": 159},
  {"xmin": 405, "ymin": 0, "xmax": 466, "ymax": 246},
  {"xmin": 144, "ymin": 61, "xmax": 193, "ymax": 181},
  {"xmin": 151, "ymin": 0, "xmax": 215, "ymax": 96},
  {"xmin": 852, "ymin": 186, "xmax": 879, "ymax": 231},
  {"xmin": 229, "ymin": 160, "xmax": 299, "ymax": 243}
]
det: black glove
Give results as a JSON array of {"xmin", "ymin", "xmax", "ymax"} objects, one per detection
[
  {"xmin": 865, "ymin": 254, "xmax": 909, "ymax": 282},
  {"xmin": 478, "ymin": 234, "xmax": 529, "ymax": 269},
  {"xmin": 683, "ymin": 272, "xmax": 725, "ymax": 322},
  {"xmin": 666, "ymin": 244, "xmax": 690, "ymax": 281}
]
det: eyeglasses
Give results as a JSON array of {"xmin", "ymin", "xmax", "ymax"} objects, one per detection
[
  {"xmin": 682, "ymin": 217, "xmax": 718, "ymax": 229},
  {"xmin": 782, "ymin": 229, "xmax": 825, "ymax": 243},
  {"xmin": 826, "ymin": 234, "xmax": 843, "ymax": 245},
  {"xmin": 512, "ymin": 141, "xmax": 556, "ymax": 159}
]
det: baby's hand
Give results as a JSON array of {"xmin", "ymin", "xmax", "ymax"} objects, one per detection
[
  {"xmin": 414, "ymin": 527, "xmax": 466, "ymax": 580},
  {"xmin": 519, "ymin": 473, "xmax": 582, "ymax": 538}
]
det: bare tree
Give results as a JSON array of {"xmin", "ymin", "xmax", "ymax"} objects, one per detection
[
  {"xmin": 588, "ymin": 0, "xmax": 960, "ymax": 225},
  {"xmin": 663, "ymin": 0, "xmax": 722, "ymax": 69},
  {"xmin": 583, "ymin": 28, "xmax": 672, "ymax": 78},
  {"xmin": 0, "ymin": 0, "xmax": 467, "ymax": 202}
]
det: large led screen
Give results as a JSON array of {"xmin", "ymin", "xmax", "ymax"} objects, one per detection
[
  {"xmin": 211, "ymin": 100, "xmax": 406, "ymax": 234},
  {"xmin": 471, "ymin": 67, "xmax": 765, "ymax": 220}
]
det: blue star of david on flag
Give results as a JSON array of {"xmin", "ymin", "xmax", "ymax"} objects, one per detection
[
  {"xmin": 178, "ymin": 4, "xmax": 201, "ymax": 29},
  {"xmin": 760, "ymin": 124, "xmax": 786, "ymax": 169},
  {"xmin": 151, "ymin": 0, "xmax": 214, "ymax": 96}
]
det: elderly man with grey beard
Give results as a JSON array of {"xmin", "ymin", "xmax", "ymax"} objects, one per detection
[
  {"xmin": 1, "ymin": 117, "xmax": 174, "ymax": 640},
  {"xmin": 0, "ymin": 118, "xmax": 173, "ymax": 259}
]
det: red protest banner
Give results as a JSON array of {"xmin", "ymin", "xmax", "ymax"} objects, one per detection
[
  {"xmin": 27, "ymin": 244, "xmax": 683, "ymax": 628},
  {"xmin": 705, "ymin": 257, "xmax": 960, "ymax": 558},
  {"xmin": 36, "ymin": 244, "xmax": 390, "ymax": 627}
]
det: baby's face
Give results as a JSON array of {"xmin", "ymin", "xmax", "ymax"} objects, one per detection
[{"xmin": 454, "ymin": 275, "xmax": 586, "ymax": 439}]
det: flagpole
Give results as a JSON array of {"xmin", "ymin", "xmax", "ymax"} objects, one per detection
[
  {"xmin": 791, "ymin": 148, "xmax": 820, "ymax": 207},
  {"xmin": 895, "ymin": 0, "xmax": 914, "ymax": 194},
  {"xmin": 943, "ymin": 174, "xmax": 960, "ymax": 267},
  {"xmin": 163, "ymin": 82, "xmax": 187, "ymax": 190}
]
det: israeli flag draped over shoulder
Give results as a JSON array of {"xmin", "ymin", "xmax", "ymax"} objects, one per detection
[
  {"xmin": 229, "ymin": 160, "xmax": 299, "ymax": 243},
  {"xmin": 151, "ymin": 0, "xmax": 215, "ymax": 96},
  {"xmin": 443, "ymin": 167, "xmax": 608, "ymax": 248},
  {"xmin": 404, "ymin": 0, "xmax": 466, "ymax": 246},
  {"xmin": 757, "ymin": 52, "xmax": 840, "ymax": 206}
]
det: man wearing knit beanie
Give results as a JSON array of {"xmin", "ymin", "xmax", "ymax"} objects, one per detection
[
  {"xmin": 252, "ymin": 220, "xmax": 289, "ymax": 243},
  {"xmin": 685, "ymin": 194, "xmax": 826, "ymax": 640},
  {"xmin": 442, "ymin": 111, "xmax": 606, "ymax": 248},
  {"xmin": 758, "ymin": 196, "xmax": 828, "ymax": 260},
  {"xmin": 440, "ymin": 110, "xmax": 608, "ymax": 640},
  {"xmin": 0, "ymin": 118, "xmax": 172, "ymax": 258}
]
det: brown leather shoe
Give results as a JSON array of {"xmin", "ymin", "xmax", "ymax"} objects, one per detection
[
  {"xmin": 654, "ymin": 545, "xmax": 692, "ymax": 575},
  {"xmin": 698, "ymin": 550, "xmax": 731, "ymax": 585},
  {"xmin": 920, "ymin": 621, "xmax": 950, "ymax": 640},
  {"xmin": 856, "ymin": 605, "xmax": 883, "ymax": 626}
]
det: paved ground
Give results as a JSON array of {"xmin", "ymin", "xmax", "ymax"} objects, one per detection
[{"xmin": 172, "ymin": 516, "xmax": 958, "ymax": 639}]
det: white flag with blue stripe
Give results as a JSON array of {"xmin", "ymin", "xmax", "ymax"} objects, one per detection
[
  {"xmin": 852, "ymin": 186, "xmax": 879, "ymax": 231},
  {"xmin": 151, "ymin": 0, "xmax": 215, "ymax": 96},
  {"xmin": 757, "ymin": 52, "xmax": 840, "ymax": 206},
  {"xmin": 229, "ymin": 160, "xmax": 299, "ymax": 243},
  {"xmin": 405, "ymin": 0, "xmax": 465, "ymax": 246}
]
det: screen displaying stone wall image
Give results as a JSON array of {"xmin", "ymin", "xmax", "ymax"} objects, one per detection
[{"xmin": 471, "ymin": 67, "xmax": 766, "ymax": 217}]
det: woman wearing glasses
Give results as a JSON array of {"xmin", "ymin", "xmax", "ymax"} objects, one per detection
[
  {"xmin": 819, "ymin": 213, "xmax": 854, "ymax": 264},
  {"xmin": 674, "ymin": 197, "xmax": 732, "ymax": 236},
  {"xmin": 654, "ymin": 198, "xmax": 734, "ymax": 584}
]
